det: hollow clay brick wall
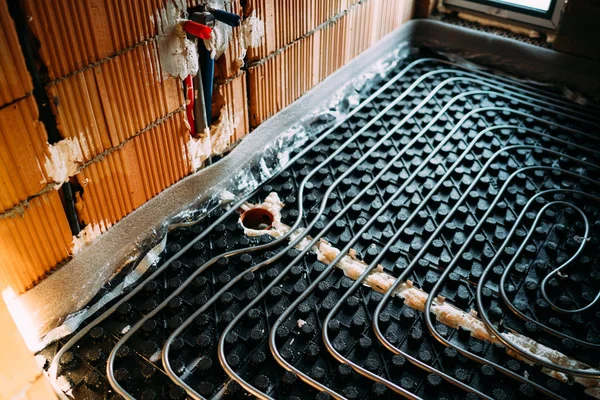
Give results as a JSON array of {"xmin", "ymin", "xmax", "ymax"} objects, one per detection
[{"xmin": 0, "ymin": 0, "xmax": 413, "ymax": 295}]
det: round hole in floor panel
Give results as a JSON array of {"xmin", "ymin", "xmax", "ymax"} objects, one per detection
[{"xmin": 240, "ymin": 208, "xmax": 275, "ymax": 230}]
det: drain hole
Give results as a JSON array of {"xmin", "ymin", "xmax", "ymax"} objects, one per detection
[{"xmin": 241, "ymin": 208, "xmax": 274, "ymax": 230}]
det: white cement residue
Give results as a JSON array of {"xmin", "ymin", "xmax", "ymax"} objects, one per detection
[
  {"xmin": 186, "ymin": 128, "xmax": 212, "ymax": 171},
  {"xmin": 202, "ymin": 0, "xmax": 231, "ymax": 59},
  {"xmin": 153, "ymin": 0, "xmax": 199, "ymax": 80},
  {"xmin": 71, "ymin": 223, "xmax": 103, "ymax": 255},
  {"xmin": 289, "ymin": 229, "xmax": 315, "ymax": 252},
  {"xmin": 504, "ymin": 332, "xmax": 600, "ymax": 389},
  {"xmin": 211, "ymin": 106, "xmax": 240, "ymax": 155},
  {"xmin": 55, "ymin": 375, "xmax": 72, "ymax": 397},
  {"xmin": 431, "ymin": 300, "xmax": 495, "ymax": 342},
  {"xmin": 197, "ymin": 5, "xmax": 263, "ymax": 70},
  {"xmin": 229, "ymin": 10, "xmax": 265, "ymax": 69},
  {"xmin": 35, "ymin": 354, "xmax": 47, "ymax": 369},
  {"xmin": 220, "ymin": 190, "xmax": 235, "ymax": 202},
  {"xmin": 241, "ymin": 10, "xmax": 264, "ymax": 50},
  {"xmin": 149, "ymin": 349, "xmax": 162, "ymax": 363},
  {"xmin": 44, "ymin": 137, "xmax": 84, "ymax": 185},
  {"xmin": 204, "ymin": 23, "xmax": 231, "ymax": 60},
  {"xmin": 185, "ymin": 104, "xmax": 240, "ymax": 172},
  {"xmin": 314, "ymin": 238, "xmax": 495, "ymax": 342}
]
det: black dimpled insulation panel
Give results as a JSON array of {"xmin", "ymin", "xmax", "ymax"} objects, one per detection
[{"xmin": 39, "ymin": 49, "xmax": 600, "ymax": 400}]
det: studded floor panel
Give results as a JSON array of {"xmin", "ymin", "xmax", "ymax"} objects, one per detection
[{"xmin": 40, "ymin": 49, "xmax": 600, "ymax": 400}]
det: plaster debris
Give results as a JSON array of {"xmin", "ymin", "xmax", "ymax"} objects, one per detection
[
  {"xmin": 71, "ymin": 223, "xmax": 104, "ymax": 255},
  {"xmin": 241, "ymin": 192, "xmax": 599, "ymax": 391},
  {"xmin": 204, "ymin": 22, "xmax": 231, "ymax": 60},
  {"xmin": 44, "ymin": 138, "xmax": 84, "ymax": 185},
  {"xmin": 186, "ymin": 128, "xmax": 212, "ymax": 171},
  {"xmin": 504, "ymin": 332, "xmax": 600, "ymax": 389},
  {"xmin": 203, "ymin": 0, "xmax": 232, "ymax": 59},
  {"xmin": 241, "ymin": 10, "xmax": 265, "ymax": 50},
  {"xmin": 503, "ymin": 332, "xmax": 592, "ymax": 370},
  {"xmin": 35, "ymin": 354, "xmax": 47, "ymax": 369},
  {"xmin": 227, "ymin": 10, "xmax": 265, "ymax": 69},
  {"xmin": 315, "ymin": 242, "xmax": 490, "ymax": 340},
  {"xmin": 365, "ymin": 269, "xmax": 397, "ymax": 293},
  {"xmin": 153, "ymin": 0, "xmax": 199, "ymax": 80},
  {"xmin": 185, "ymin": 106, "xmax": 240, "ymax": 171},
  {"xmin": 297, "ymin": 319, "xmax": 307, "ymax": 328},
  {"xmin": 240, "ymin": 193, "xmax": 496, "ymax": 344},
  {"xmin": 149, "ymin": 350, "xmax": 162, "ymax": 363},
  {"xmin": 431, "ymin": 298, "xmax": 496, "ymax": 342},
  {"xmin": 211, "ymin": 106, "xmax": 240, "ymax": 155},
  {"xmin": 310, "ymin": 248, "xmax": 494, "ymax": 345},
  {"xmin": 316, "ymin": 240, "xmax": 341, "ymax": 264},
  {"xmin": 55, "ymin": 375, "xmax": 72, "ymax": 396},
  {"xmin": 397, "ymin": 281, "xmax": 430, "ymax": 311},
  {"xmin": 220, "ymin": 190, "xmax": 236, "ymax": 202},
  {"xmin": 289, "ymin": 228, "xmax": 316, "ymax": 252}
]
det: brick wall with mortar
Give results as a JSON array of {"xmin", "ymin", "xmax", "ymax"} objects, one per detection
[{"xmin": 0, "ymin": 0, "xmax": 414, "ymax": 298}]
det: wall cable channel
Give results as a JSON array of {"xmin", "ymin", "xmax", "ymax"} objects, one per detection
[{"xmin": 42, "ymin": 52, "xmax": 600, "ymax": 400}]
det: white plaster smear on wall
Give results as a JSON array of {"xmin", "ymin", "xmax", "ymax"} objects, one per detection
[
  {"xmin": 237, "ymin": 9, "xmax": 265, "ymax": 64},
  {"xmin": 185, "ymin": 105, "xmax": 241, "ymax": 172},
  {"xmin": 211, "ymin": 106, "xmax": 240, "ymax": 155},
  {"xmin": 152, "ymin": 0, "xmax": 199, "ymax": 81},
  {"xmin": 44, "ymin": 137, "xmax": 84, "ymax": 185},
  {"xmin": 71, "ymin": 223, "xmax": 104, "ymax": 255},
  {"xmin": 202, "ymin": 0, "xmax": 231, "ymax": 59},
  {"xmin": 242, "ymin": 11, "xmax": 265, "ymax": 49},
  {"xmin": 217, "ymin": 8, "xmax": 265, "ymax": 69},
  {"xmin": 186, "ymin": 129, "xmax": 212, "ymax": 171},
  {"xmin": 45, "ymin": 0, "xmax": 205, "ymax": 187},
  {"xmin": 243, "ymin": 193, "xmax": 600, "ymax": 394}
]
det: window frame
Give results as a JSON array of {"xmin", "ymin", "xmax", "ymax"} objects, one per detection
[{"xmin": 443, "ymin": 0, "xmax": 567, "ymax": 30}]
